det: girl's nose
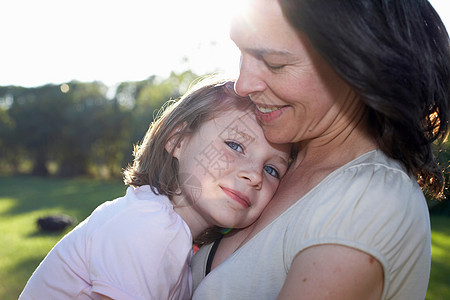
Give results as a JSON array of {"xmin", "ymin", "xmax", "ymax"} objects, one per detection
[
  {"xmin": 234, "ymin": 55, "xmax": 267, "ymax": 98},
  {"xmin": 238, "ymin": 166, "xmax": 263, "ymax": 190}
]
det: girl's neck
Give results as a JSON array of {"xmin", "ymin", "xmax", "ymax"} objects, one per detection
[{"xmin": 171, "ymin": 195, "xmax": 210, "ymax": 239}]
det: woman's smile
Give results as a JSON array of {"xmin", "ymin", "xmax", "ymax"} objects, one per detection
[
  {"xmin": 254, "ymin": 104, "xmax": 288, "ymax": 123},
  {"xmin": 255, "ymin": 104, "xmax": 284, "ymax": 113}
]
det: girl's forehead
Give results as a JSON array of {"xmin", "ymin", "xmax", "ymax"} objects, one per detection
[
  {"xmin": 206, "ymin": 110, "xmax": 260, "ymax": 142},
  {"xmin": 214, "ymin": 108, "xmax": 257, "ymax": 126}
]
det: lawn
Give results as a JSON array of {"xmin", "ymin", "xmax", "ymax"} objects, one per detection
[
  {"xmin": 0, "ymin": 175, "xmax": 126, "ymax": 299},
  {"xmin": 1, "ymin": 175, "xmax": 449, "ymax": 299},
  {"xmin": 428, "ymin": 214, "xmax": 450, "ymax": 300}
]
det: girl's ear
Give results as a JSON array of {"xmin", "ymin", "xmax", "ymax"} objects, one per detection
[{"xmin": 165, "ymin": 123, "xmax": 188, "ymax": 159}]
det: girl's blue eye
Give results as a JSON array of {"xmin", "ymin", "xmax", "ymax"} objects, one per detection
[
  {"xmin": 264, "ymin": 165, "xmax": 280, "ymax": 179},
  {"xmin": 225, "ymin": 141, "xmax": 243, "ymax": 153}
]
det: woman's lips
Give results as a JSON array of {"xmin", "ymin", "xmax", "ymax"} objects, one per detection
[
  {"xmin": 221, "ymin": 187, "xmax": 250, "ymax": 208},
  {"xmin": 254, "ymin": 104, "xmax": 287, "ymax": 123},
  {"xmin": 255, "ymin": 105, "xmax": 281, "ymax": 113}
]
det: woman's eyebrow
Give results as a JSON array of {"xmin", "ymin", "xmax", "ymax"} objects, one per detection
[{"xmin": 247, "ymin": 48, "xmax": 295, "ymax": 58}]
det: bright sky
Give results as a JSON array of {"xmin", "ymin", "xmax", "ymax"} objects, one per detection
[{"xmin": 1, "ymin": 0, "xmax": 449, "ymax": 88}]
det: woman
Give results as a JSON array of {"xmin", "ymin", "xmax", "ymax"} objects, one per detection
[{"xmin": 192, "ymin": 0, "xmax": 449, "ymax": 299}]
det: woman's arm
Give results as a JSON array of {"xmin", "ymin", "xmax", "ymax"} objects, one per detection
[{"xmin": 277, "ymin": 244, "xmax": 383, "ymax": 299}]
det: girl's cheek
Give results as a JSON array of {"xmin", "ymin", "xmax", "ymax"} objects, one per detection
[
  {"xmin": 193, "ymin": 143, "xmax": 236, "ymax": 180},
  {"xmin": 265, "ymin": 179, "xmax": 280, "ymax": 198}
]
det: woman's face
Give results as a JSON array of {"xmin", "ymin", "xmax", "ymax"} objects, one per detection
[{"xmin": 231, "ymin": 0, "xmax": 360, "ymax": 144}]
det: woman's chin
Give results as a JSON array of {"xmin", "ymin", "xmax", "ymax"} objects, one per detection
[{"xmin": 263, "ymin": 129, "xmax": 293, "ymax": 145}]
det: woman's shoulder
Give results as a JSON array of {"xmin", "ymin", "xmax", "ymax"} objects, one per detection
[
  {"xmin": 284, "ymin": 149, "xmax": 429, "ymax": 254},
  {"xmin": 340, "ymin": 149, "xmax": 407, "ymax": 175},
  {"xmin": 308, "ymin": 150, "xmax": 426, "ymax": 218},
  {"xmin": 282, "ymin": 150, "xmax": 431, "ymax": 298},
  {"xmin": 325, "ymin": 150, "xmax": 420, "ymax": 200}
]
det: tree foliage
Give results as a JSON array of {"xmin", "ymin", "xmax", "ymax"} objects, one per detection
[
  {"xmin": 428, "ymin": 140, "xmax": 450, "ymax": 215},
  {"xmin": 0, "ymin": 71, "xmax": 199, "ymax": 178},
  {"xmin": 1, "ymin": 70, "xmax": 448, "ymax": 213}
]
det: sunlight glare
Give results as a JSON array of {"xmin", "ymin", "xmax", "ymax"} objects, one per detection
[{"xmin": 0, "ymin": 0, "xmax": 448, "ymax": 88}]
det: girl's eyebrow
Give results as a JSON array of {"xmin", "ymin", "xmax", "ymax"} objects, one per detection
[
  {"xmin": 224, "ymin": 126, "xmax": 256, "ymax": 146},
  {"xmin": 273, "ymin": 154, "xmax": 289, "ymax": 168}
]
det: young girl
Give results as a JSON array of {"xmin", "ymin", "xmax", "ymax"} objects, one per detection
[{"xmin": 19, "ymin": 78, "xmax": 292, "ymax": 300}]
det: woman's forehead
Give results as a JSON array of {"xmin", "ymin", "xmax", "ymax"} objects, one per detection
[{"xmin": 230, "ymin": 0, "xmax": 301, "ymax": 52}]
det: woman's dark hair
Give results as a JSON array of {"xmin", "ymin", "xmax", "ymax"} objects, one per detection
[{"xmin": 279, "ymin": 0, "xmax": 450, "ymax": 197}]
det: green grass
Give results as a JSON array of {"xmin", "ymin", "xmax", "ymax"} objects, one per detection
[
  {"xmin": 0, "ymin": 176, "xmax": 449, "ymax": 299},
  {"xmin": 0, "ymin": 175, "xmax": 126, "ymax": 299},
  {"xmin": 427, "ymin": 215, "xmax": 450, "ymax": 300}
]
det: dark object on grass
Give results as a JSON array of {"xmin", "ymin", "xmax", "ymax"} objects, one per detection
[{"xmin": 37, "ymin": 215, "xmax": 76, "ymax": 232}]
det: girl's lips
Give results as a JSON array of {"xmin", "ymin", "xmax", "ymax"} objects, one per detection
[{"xmin": 221, "ymin": 187, "xmax": 251, "ymax": 208}]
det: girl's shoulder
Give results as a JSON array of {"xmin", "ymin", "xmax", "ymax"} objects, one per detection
[
  {"xmin": 85, "ymin": 186, "xmax": 190, "ymax": 242},
  {"xmin": 89, "ymin": 186, "xmax": 173, "ymax": 218}
]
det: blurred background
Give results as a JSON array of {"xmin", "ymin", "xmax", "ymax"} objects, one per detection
[
  {"xmin": 0, "ymin": 0, "xmax": 240, "ymax": 178},
  {"xmin": 0, "ymin": 0, "xmax": 449, "ymax": 299}
]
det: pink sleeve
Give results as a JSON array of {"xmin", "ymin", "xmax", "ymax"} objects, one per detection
[{"xmin": 87, "ymin": 202, "xmax": 192, "ymax": 300}]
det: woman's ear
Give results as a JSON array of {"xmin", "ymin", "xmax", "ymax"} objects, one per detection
[{"xmin": 165, "ymin": 123, "xmax": 187, "ymax": 159}]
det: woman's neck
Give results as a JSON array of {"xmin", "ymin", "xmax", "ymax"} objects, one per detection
[{"xmin": 294, "ymin": 104, "xmax": 377, "ymax": 171}]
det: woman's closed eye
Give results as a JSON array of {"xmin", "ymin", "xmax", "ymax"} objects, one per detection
[
  {"xmin": 225, "ymin": 140, "xmax": 244, "ymax": 153},
  {"xmin": 263, "ymin": 165, "xmax": 280, "ymax": 179},
  {"xmin": 259, "ymin": 55, "xmax": 287, "ymax": 71},
  {"xmin": 263, "ymin": 60, "xmax": 286, "ymax": 71}
]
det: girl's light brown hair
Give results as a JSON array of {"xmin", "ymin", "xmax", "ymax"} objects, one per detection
[{"xmin": 123, "ymin": 76, "xmax": 253, "ymax": 197}]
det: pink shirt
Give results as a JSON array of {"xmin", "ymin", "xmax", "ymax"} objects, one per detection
[{"xmin": 20, "ymin": 186, "xmax": 193, "ymax": 300}]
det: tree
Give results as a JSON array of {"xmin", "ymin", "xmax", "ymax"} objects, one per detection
[
  {"xmin": 428, "ymin": 139, "xmax": 450, "ymax": 215},
  {"xmin": 0, "ymin": 70, "xmax": 201, "ymax": 178},
  {"xmin": 55, "ymin": 81, "xmax": 117, "ymax": 177},
  {"xmin": 0, "ymin": 103, "xmax": 20, "ymax": 172},
  {"xmin": 114, "ymin": 71, "xmax": 199, "ymax": 168},
  {"xmin": 4, "ymin": 85, "xmax": 66, "ymax": 175}
]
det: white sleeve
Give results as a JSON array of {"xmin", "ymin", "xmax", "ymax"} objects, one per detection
[{"xmin": 285, "ymin": 163, "xmax": 430, "ymax": 298}]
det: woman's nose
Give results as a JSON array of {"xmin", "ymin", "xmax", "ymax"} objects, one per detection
[
  {"xmin": 238, "ymin": 166, "xmax": 263, "ymax": 190},
  {"xmin": 234, "ymin": 55, "xmax": 267, "ymax": 97}
]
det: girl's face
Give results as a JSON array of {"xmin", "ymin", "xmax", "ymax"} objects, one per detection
[
  {"xmin": 230, "ymin": 0, "xmax": 360, "ymax": 144},
  {"xmin": 172, "ymin": 108, "xmax": 291, "ymax": 230}
]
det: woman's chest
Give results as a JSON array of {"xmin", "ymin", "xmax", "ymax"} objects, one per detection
[{"xmin": 249, "ymin": 167, "xmax": 324, "ymax": 234}]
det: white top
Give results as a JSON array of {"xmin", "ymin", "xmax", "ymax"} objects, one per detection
[
  {"xmin": 20, "ymin": 186, "xmax": 193, "ymax": 300},
  {"xmin": 192, "ymin": 150, "xmax": 431, "ymax": 300}
]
